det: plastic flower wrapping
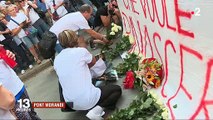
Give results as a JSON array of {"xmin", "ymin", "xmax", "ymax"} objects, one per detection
[{"xmin": 136, "ymin": 58, "xmax": 164, "ymax": 90}]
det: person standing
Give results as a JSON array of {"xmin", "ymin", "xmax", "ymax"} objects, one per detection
[
  {"xmin": 0, "ymin": 18, "xmax": 33, "ymax": 74},
  {"xmin": 0, "ymin": 46, "xmax": 41, "ymax": 119},
  {"xmin": 16, "ymin": 0, "xmax": 49, "ymax": 39},
  {"xmin": 45, "ymin": 0, "xmax": 68, "ymax": 23},
  {"xmin": 6, "ymin": 5, "xmax": 42, "ymax": 64}
]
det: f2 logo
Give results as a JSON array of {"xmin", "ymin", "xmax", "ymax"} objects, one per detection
[
  {"xmin": 17, "ymin": 99, "xmax": 30, "ymax": 109},
  {"xmin": 195, "ymin": 8, "xmax": 201, "ymax": 16}
]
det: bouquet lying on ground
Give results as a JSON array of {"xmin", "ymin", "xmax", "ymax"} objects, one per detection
[
  {"xmin": 108, "ymin": 91, "xmax": 169, "ymax": 120},
  {"xmin": 135, "ymin": 58, "xmax": 164, "ymax": 90},
  {"xmin": 115, "ymin": 53, "xmax": 164, "ymax": 90}
]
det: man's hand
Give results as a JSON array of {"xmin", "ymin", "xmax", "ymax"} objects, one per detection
[
  {"xmin": 6, "ymin": 50, "xmax": 15, "ymax": 60},
  {"xmin": 101, "ymin": 35, "xmax": 109, "ymax": 43}
]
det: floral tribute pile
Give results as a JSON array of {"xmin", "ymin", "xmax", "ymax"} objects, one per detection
[{"xmin": 102, "ymin": 24, "xmax": 168, "ymax": 119}]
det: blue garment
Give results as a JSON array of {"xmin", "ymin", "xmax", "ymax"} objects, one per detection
[
  {"xmin": 15, "ymin": 86, "xmax": 25, "ymax": 101},
  {"xmin": 36, "ymin": 0, "xmax": 47, "ymax": 12},
  {"xmin": 5, "ymin": 15, "xmax": 11, "ymax": 22},
  {"xmin": 55, "ymin": 43, "xmax": 63, "ymax": 53}
]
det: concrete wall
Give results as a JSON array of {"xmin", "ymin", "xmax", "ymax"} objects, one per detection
[{"xmin": 118, "ymin": 0, "xmax": 213, "ymax": 119}]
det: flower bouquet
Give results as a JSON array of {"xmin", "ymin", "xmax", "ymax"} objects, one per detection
[
  {"xmin": 106, "ymin": 23, "xmax": 122, "ymax": 40},
  {"xmin": 135, "ymin": 58, "xmax": 164, "ymax": 90},
  {"xmin": 108, "ymin": 91, "xmax": 169, "ymax": 120}
]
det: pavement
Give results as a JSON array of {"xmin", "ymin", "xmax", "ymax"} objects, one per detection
[
  {"xmin": 19, "ymin": 28, "xmax": 139, "ymax": 119},
  {"xmin": 19, "ymin": 59, "xmax": 52, "ymax": 82}
]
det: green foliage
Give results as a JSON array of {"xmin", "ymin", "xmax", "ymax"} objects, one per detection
[
  {"xmin": 108, "ymin": 91, "xmax": 165, "ymax": 120},
  {"xmin": 115, "ymin": 53, "xmax": 139, "ymax": 75},
  {"xmin": 101, "ymin": 36, "xmax": 132, "ymax": 61}
]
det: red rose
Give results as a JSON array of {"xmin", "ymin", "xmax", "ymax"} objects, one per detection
[{"xmin": 123, "ymin": 71, "xmax": 135, "ymax": 89}]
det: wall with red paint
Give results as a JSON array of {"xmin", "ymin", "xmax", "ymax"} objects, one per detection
[{"xmin": 118, "ymin": 0, "xmax": 213, "ymax": 119}]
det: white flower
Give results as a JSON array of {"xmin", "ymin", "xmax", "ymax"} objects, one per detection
[
  {"xmin": 113, "ymin": 24, "xmax": 118, "ymax": 28},
  {"xmin": 149, "ymin": 91, "xmax": 158, "ymax": 99},
  {"xmin": 161, "ymin": 109, "xmax": 169, "ymax": 119},
  {"xmin": 111, "ymin": 23, "xmax": 114, "ymax": 26},
  {"xmin": 156, "ymin": 99, "xmax": 164, "ymax": 106},
  {"xmin": 117, "ymin": 26, "xmax": 122, "ymax": 30},
  {"xmin": 114, "ymin": 28, "xmax": 118, "ymax": 32},
  {"xmin": 110, "ymin": 31, "xmax": 115, "ymax": 35},
  {"xmin": 129, "ymin": 35, "xmax": 135, "ymax": 44},
  {"xmin": 111, "ymin": 27, "xmax": 116, "ymax": 32}
]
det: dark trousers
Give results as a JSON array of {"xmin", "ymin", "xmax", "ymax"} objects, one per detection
[
  {"xmin": 97, "ymin": 85, "xmax": 122, "ymax": 109},
  {"xmin": 1, "ymin": 39, "xmax": 32, "ymax": 69},
  {"xmin": 12, "ymin": 89, "xmax": 41, "ymax": 120}
]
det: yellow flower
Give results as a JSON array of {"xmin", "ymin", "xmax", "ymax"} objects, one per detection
[
  {"xmin": 151, "ymin": 64, "xmax": 157, "ymax": 72},
  {"xmin": 129, "ymin": 35, "xmax": 135, "ymax": 44},
  {"xmin": 110, "ymin": 31, "xmax": 115, "ymax": 35},
  {"xmin": 145, "ymin": 71, "xmax": 155, "ymax": 84}
]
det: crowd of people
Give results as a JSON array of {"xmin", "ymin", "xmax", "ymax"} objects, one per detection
[{"xmin": 0, "ymin": 0, "xmax": 122, "ymax": 119}]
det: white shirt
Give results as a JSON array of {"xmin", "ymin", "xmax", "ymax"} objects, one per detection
[
  {"xmin": 23, "ymin": 1, "xmax": 40, "ymax": 24},
  {"xmin": 45, "ymin": 0, "xmax": 67, "ymax": 18},
  {"xmin": 8, "ymin": 13, "xmax": 27, "ymax": 38},
  {"xmin": 54, "ymin": 48, "xmax": 101, "ymax": 110},
  {"xmin": 0, "ymin": 109, "xmax": 16, "ymax": 120},
  {"xmin": 7, "ymin": 21, "xmax": 27, "ymax": 39},
  {"xmin": 0, "ymin": 59, "xmax": 24, "ymax": 96},
  {"xmin": 10, "ymin": 12, "xmax": 27, "ymax": 24},
  {"xmin": 50, "ymin": 12, "xmax": 91, "ymax": 43}
]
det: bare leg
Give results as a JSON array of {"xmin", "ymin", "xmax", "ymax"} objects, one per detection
[{"xmin": 29, "ymin": 46, "xmax": 41, "ymax": 64}]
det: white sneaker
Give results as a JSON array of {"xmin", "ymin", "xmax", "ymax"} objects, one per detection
[
  {"xmin": 21, "ymin": 70, "xmax": 25, "ymax": 74},
  {"xmin": 29, "ymin": 65, "xmax": 33, "ymax": 69},
  {"xmin": 86, "ymin": 105, "xmax": 105, "ymax": 120}
]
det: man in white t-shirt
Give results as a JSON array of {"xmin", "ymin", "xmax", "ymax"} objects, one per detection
[
  {"xmin": 49, "ymin": 4, "xmax": 109, "ymax": 53},
  {"xmin": 0, "ymin": 47, "xmax": 40, "ymax": 119}
]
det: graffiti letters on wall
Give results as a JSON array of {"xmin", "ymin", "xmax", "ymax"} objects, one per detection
[{"xmin": 118, "ymin": 0, "xmax": 213, "ymax": 119}]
